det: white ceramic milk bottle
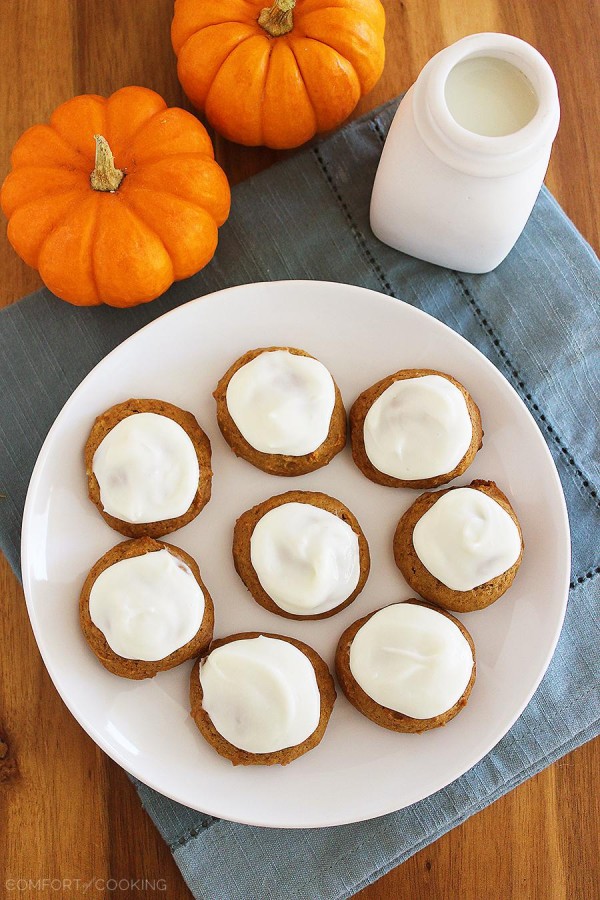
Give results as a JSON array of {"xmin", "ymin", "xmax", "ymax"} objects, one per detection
[{"xmin": 370, "ymin": 33, "xmax": 560, "ymax": 273}]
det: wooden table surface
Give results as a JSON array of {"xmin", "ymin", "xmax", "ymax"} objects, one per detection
[{"xmin": 1, "ymin": 2, "xmax": 598, "ymax": 898}]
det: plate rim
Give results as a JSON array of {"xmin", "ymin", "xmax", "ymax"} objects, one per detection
[{"xmin": 20, "ymin": 279, "xmax": 571, "ymax": 828}]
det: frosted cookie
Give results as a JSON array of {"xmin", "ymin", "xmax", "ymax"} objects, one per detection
[
  {"xmin": 85, "ymin": 398, "xmax": 212, "ymax": 538},
  {"xmin": 394, "ymin": 480, "xmax": 524, "ymax": 612},
  {"xmin": 190, "ymin": 632, "xmax": 336, "ymax": 766},
  {"xmin": 233, "ymin": 490, "xmax": 370, "ymax": 620},
  {"xmin": 335, "ymin": 600, "xmax": 476, "ymax": 733},
  {"xmin": 213, "ymin": 347, "xmax": 346, "ymax": 476},
  {"xmin": 350, "ymin": 369, "xmax": 482, "ymax": 488},
  {"xmin": 79, "ymin": 537, "xmax": 214, "ymax": 679}
]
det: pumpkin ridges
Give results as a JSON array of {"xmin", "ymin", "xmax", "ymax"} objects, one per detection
[
  {"xmin": 171, "ymin": 0, "xmax": 261, "ymax": 54},
  {"xmin": 295, "ymin": 9, "xmax": 385, "ymax": 92},
  {"xmin": 296, "ymin": 0, "xmax": 385, "ymax": 32},
  {"xmin": 124, "ymin": 187, "xmax": 219, "ymax": 280},
  {"xmin": 262, "ymin": 41, "xmax": 318, "ymax": 149},
  {"xmin": 0, "ymin": 167, "xmax": 88, "ymax": 217},
  {"xmin": 2, "ymin": 86, "xmax": 230, "ymax": 307},
  {"xmin": 37, "ymin": 194, "xmax": 102, "ymax": 305},
  {"xmin": 87, "ymin": 194, "xmax": 105, "ymax": 305},
  {"xmin": 10, "ymin": 124, "xmax": 91, "ymax": 172},
  {"xmin": 125, "ymin": 154, "xmax": 231, "ymax": 227},
  {"xmin": 6, "ymin": 190, "xmax": 84, "ymax": 269},
  {"xmin": 286, "ymin": 37, "xmax": 318, "ymax": 114},
  {"xmin": 288, "ymin": 37, "xmax": 361, "ymax": 131},
  {"xmin": 124, "ymin": 107, "xmax": 215, "ymax": 166},
  {"xmin": 104, "ymin": 86, "xmax": 167, "ymax": 155},
  {"xmin": 171, "ymin": 0, "xmax": 385, "ymax": 149},
  {"xmin": 90, "ymin": 199, "xmax": 174, "ymax": 307},
  {"xmin": 49, "ymin": 96, "xmax": 107, "ymax": 165},
  {"xmin": 205, "ymin": 34, "xmax": 273, "ymax": 146},
  {"xmin": 176, "ymin": 23, "xmax": 258, "ymax": 111}
]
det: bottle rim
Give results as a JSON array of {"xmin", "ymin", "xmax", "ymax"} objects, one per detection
[{"xmin": 413, "ymin": 33, "xmax": 560, "ymax": 177}]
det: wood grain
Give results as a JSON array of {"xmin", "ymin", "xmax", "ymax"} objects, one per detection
[{"xmin": 0, "ymin": 2, "xmax": 598, "ymax": 898}]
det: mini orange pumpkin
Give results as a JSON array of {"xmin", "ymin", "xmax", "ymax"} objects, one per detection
[
  {"xmin": 171, "ymin": 0, "xmax": 386, "ymax": 149},
  {"xmin": 0, "ymin": 86, "xmax": 231, "ymax": 307}
]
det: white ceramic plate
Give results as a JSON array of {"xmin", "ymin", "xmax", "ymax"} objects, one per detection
[{"xmin": 21, "ymin": 280, "xmax": 570, "ymax": 829}]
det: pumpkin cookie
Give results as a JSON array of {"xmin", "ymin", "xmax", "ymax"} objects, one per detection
[
  {"xmin": 213, "ymin": 347, "xmax": 346, "ymax": 476},
  {"xmin": 233, "ymin": 490, "xmax": 370, "ymax": 620},
  {"xmin": 335, "ymin": 600, "xmax": 476, "ymax": 733},
  {"xmin": 85, "ymin": 398, "xmax": 212, "ymax": 538},
  {"xmin": 190, "ymin": 632, "xmax": 336, "ymax": 766},
  {"xmin": 79, "ymin": 537, "xmax": 214, "ymax": 680},
  {"xmin": 350, "ymin": 369, "xmax": 482, "ymax": 488},
  {"xmin": 394, "ymin": 480, "xmax": 524, "ymax": 612}
]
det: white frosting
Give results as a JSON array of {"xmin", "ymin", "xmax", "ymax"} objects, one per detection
[
  {"xmin": 92, "ymin": 412, "xmax": 200, "ymax": 524},
  {"xmin": 225, "ymin": 350, "xmax": 336, "ymax": 455},
  {"xmin": 349, "ymin": 603, "xmax": 474, "ymax": 719},
  {"xmin": 89, "ymin": 549, "xmax": 204, "ymax": 661},
  {"xmin": 412, "ymin": 487, "xmax": 522, "ymax": 591},
  {"xmin": 363, "ymin": 374, "xmax": 473, "ymax": 480},
  {"xmin": 199, "ymin": 635, "xmax": 321, "ymax": 753},
  {"xmin": 250, "ymin": 502, "xmax": 361, "ymax": 616}
]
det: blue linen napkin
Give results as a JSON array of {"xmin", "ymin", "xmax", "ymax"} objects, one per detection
[{"xmin": 0, "ymin": 98, "xmax": 598, "ymax": 900}]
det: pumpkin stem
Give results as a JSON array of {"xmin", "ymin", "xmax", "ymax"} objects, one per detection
[
  {"xmin": 90, "ymin": 134, "xmax": 124, "ymax": 192},
  {"xmin": 258, "ymin": 0, "xmax": 295, "ymax": 37}
]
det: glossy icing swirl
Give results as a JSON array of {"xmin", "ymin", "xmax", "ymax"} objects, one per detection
[
  {"xmin": 412, "ymin": 487, "xmax": 521, "ymax": 590},
  {"xmin": 93, "ymin": 412, "xmax": 199, "ymax": 523},
  {"xmin": 349, "ymin": 603, "xmax": 474, "ymax": 719},
  {"xmin": 199, "ymin": 636, "xmax": 321, "ymax": 753},
  {"xmin": 89, "ymin": 549, "xmax": 204, "ymax": 660},
  {"xmin": 250, "ymin": 502, "xmax": 361, "ymax": 615},
  {"xmin": 225, "ymin": 350, "xmax": 335, "ymax": 455},
  {"xmin": 363, "ymin": 374, "xmax": 472, "ymax": 479}
]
